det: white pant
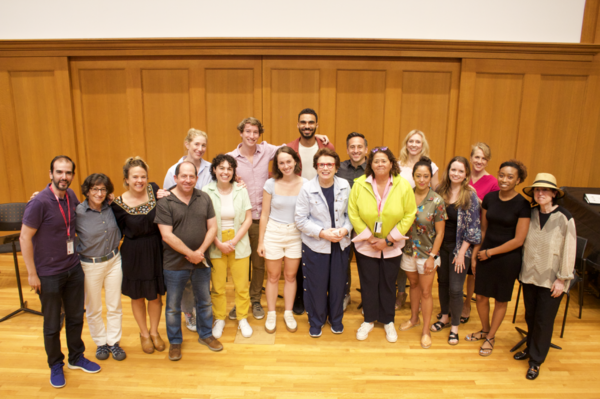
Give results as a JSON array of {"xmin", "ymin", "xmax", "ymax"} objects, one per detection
[{"xmin": 81, "ymin": 252, "xmax": 123, "ymax": 346}]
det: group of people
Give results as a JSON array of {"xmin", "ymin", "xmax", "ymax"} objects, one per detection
[{"xmin": 20, "ymin": 109, "xmax": 576, "ymax": 388}]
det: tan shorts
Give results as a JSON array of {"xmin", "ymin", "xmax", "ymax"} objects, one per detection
[
  {"xmin": 264, "ymin": 219, "xmax": 302, "ymax": 260},
  {"xmin": 400, "ymin": 255, "xmax": 428, "ymax": 275}
]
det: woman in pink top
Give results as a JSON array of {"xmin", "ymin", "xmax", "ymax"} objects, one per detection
[{"xmin": 461, "ymin": 143, "xmax": 499, "ymax": 323}]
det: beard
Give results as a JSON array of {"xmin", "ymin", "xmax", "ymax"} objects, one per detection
[
  {"xmin": 52, "ymin": 176, "xmax": 71, "ymax": 191},
  {"xmin": 299, "ymin": 127, "xmax": 316, "ymax": 140}
]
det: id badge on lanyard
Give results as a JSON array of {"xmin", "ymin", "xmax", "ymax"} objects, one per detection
[
  {"xmin": 50, "ymin": 185, "xmax": 73, "ymax": 255},
  {"xmin": 374, "ymin": 215, "xmax": 383, "ymax": 237}
]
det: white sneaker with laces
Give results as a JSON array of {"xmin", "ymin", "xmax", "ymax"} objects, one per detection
[
  {"xmin": 384, "ymin": 321, "xmax": 398, "ymax": 343},
  {"xmin": 212, "ymin": 319, "xmax": 225, "ymax": 339},
  {"xmin": 356, "ymin": 322, "xmax": 374, "ymax": 341},
  {"xmin": 238, "ymin": 318, "xmax": 253, "ymax": 338},
  {"xmin": 283, "ymin": 310, "xmax": 297, "ymax": 332},
  {"xmin": 265, "ymin": 311, "xmax": 276, "ymax": 334}
]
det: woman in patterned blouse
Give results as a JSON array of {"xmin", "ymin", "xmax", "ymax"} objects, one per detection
[{"xmin": 398, "ymin": 157, "xmax": 447, "ymax": 349}]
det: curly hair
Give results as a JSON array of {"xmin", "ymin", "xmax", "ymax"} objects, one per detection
[
  {"xmin": 210, "ymin": 154, "xmax": 238, "ymax": 183},
  {"xmin": 364, "ymin": 147, "xmax": 401, "ymax": 178},
  {"xmin": 237, "ymin": 117, "xmax": 264, "ymax": 135},
  {"xmin": 81, "ymin": 173, "xmax": 114, "ymax": 201},
  {"xmin": 499, "ymin": 159, "xmax": 528, "ymax": 184},
  {"xmin": 272, "ymin": 147, "xmax": 301, "ymax": 179}
]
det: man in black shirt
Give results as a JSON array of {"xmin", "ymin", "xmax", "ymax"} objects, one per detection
[{"xmin": 336, "ymin": 132, "xmax": 368, "ymax": 311}]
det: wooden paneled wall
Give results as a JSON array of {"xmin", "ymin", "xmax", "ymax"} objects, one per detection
[{"xmin": 1, "ymin": 45, "xmax": 600, "ymax": 201}]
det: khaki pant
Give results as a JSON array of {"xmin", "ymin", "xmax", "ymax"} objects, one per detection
[{"xmin": 248, "ymin": 221, "xmax": 265, "ymax": 303}]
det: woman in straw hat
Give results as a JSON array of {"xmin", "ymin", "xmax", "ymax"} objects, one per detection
[{"xmin": 513, "ymin": 173, "xmax": 576, "ymax": 380}]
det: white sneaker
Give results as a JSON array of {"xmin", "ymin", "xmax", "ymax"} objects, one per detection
[
  {"xmin": 265, "ymin": 311, "xmax": 276, "ymax": 334},
  {"xmin": 212, "ymin": 319, "xmax": 225, "ymax": 339},
  {"xmin": 384, "ymin": 321, "xmax": 398, "ymax": 343},
  {"xmin": 283, "ymin": 311, "xmax": 297, "ymax": 333},
  {"xmin": 356, "ymin": 322, "xmax": 374, "ymax": 341},
  {"xmin": 343, "ymin": 294, "xmax": 351, "ymax": 312},
  {"xmin": 238, "ymin": 318, "xmax": 253, "ymax": 338},
  {"xmin": 184, "ymin": 311, "xmax": 197, "ymax": 332}
]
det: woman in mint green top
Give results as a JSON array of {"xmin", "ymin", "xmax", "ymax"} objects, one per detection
[{"xmin": 202, "ymin": 154, "xmax": 253, "ymax": 339}]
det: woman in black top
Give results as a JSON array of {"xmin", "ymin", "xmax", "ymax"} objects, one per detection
[
  {"xmin": 468, "ymin": 160, "xmax": 531, "ymax": 356},
  {"xmin": 112, "ymin": 157, "xmax": 166, "ymax": 355}
]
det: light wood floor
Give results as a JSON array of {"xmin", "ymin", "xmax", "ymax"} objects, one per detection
[{"xmin": 1, "ymin": 253, "xmax": 599, "ymax": 399}]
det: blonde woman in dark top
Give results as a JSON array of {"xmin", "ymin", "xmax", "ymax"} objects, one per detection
[{"xmin": 514, "ymin": 173, "xmax": 576, "ymax": 380}]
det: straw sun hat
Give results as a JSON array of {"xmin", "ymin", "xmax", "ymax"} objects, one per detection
[{"xmin": 522, "ymin": 173, "xmax": 565, "ymax": 199}]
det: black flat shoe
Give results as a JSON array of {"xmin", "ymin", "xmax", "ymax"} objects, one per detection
[
  {"xmin": 526, "ymin": 366, "xmax": 540, "ymax": 380},
  {"xmin": 514, "ymin": 350, "xmax": 530, "ymax": 361},
  {"xmin": 292, "ymin": 298, "xmax": 305, "ymax": 315}
]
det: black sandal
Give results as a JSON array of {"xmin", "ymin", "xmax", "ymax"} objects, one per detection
[
  {"xmin": 448, "ymin": 331, "xmax": 459, "ymax": 346},
  {"xmin": 479, "ymin": 337, "xmax": 495, "ymax": 357},
  {"xmin": 460, "ymin": 316, "xmax": 470, "ymax": 324},
  {"xmin": 465, "ymin": 330, "xmax": 488, "ymax": 341},
  {"xmin": 430, "ymin": 321, "xmax": 450, "ymax": 332},
  {"xmin": 436, "ymin": 312, "xmax": 450, "ymax": 321}
]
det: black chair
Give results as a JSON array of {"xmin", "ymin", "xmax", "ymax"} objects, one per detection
[
  {"xmin": 578, "ymin": 242, "xmax": 600, "ymax": 319},
  {"xmin": 0, "ymin": 202, "xmax": 43, "ymax": 322}
]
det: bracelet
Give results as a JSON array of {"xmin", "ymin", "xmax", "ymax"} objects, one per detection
[{"xmin": 485, "ymin": 249, "xmax": 491, "ymax": 258}]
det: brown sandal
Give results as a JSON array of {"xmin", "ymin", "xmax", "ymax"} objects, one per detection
[
  {"xmin": 150, "ymin": 333, "xmax": 166, "ymax": 352},
  {"xmin": 140, "ymin": 334, "xmax": 154, "ymax": 354}
]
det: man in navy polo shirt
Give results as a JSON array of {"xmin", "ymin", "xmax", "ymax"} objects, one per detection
[{"xmin": 20, "ymin": 155, "xmax": 101, "ymax": 388}]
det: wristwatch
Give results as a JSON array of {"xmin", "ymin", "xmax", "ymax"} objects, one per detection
[
  {"xmin": 385, "ymin": 238, "xmax": 394, "ymax": 247},
  {"xmin": 429, "ymin": 253, "xmax": 439, "ymax": 260}
]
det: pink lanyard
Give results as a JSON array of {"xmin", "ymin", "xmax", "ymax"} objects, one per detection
[{"xmin": 49, "ymin": 185, "xmax": 71, "ymax": 239}]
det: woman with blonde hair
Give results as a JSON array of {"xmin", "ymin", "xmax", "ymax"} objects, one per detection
[
  {"xmin": 112, "ymin": 157, "xmax": 166, "ymax": 354},
  {"xmin": 163, "ymin": 128, "xmax": 212, "ymax": 332},
  {"xmin": 431, "ymin": 156, "xmax": 481, "ymax": 345},
  {"xmin": 395, "ymin": 129, "xmax": 440, "ymax": 310}
]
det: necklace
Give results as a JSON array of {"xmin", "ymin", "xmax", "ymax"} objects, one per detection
[{"xmin": 218, "ymin": 185, "xmax": 233, "ymax": 195}]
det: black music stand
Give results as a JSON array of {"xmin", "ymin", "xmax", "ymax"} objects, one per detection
[{"xmin": 0, "ymin": 202, "xmax": 43, "ymax": 322}]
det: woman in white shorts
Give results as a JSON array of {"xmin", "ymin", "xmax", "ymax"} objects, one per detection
[
  {"xmin": 257, "ymin": 147, "xmax": 306, "ymax": 333},
  {"xmin": 398, "ymin": 157, "xmax": 447, "ymax": 349}
]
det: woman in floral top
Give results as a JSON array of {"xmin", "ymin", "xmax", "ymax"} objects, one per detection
[
  {"xmin": 399, "ymin": 157, "xmax": 446, "ymax": 349},
  {"xmin": 431, "ymin": 156, "xmax": 481, "ymax": 345}
]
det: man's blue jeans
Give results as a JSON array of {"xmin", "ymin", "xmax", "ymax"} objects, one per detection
[{"xmin": 163, "ymin": 267, "xmax": 212, "ymax": 343}]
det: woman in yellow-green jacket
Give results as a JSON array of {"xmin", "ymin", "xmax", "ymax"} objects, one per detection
[{"xmin": 348, "ymin": 147, "xmax": 417, "ymax": 343}]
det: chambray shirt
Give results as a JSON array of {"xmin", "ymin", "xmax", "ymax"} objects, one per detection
[
  {"xmin": 163, "ymin": 157, "xmax": 212, "ymax": 190},
  {"xmin": 228, "ymin": 141, "xmax": 284, "ymax": 220},
  {"xmin": 76, "ymin": 199, "xmax": 122, "ymax": 258},
  {"xmin": 295, "ymin": 176, "xmax": 353, "ymax": 253},
  {"xmin": 336, "ymin": 159, "xmax": 366, "ymax": 188}
]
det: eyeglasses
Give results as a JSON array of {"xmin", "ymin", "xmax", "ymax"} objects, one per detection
[
  {"xmin": 317, "ymin": 163, "xmax": 335, "ymax": 169},
  {"xmin": 372, "ymin": 147, "xmax": 388, "ymax": 153},
  {"xmin": 90, "ymin": 188, "xmax": 108, "ymax": 194}
]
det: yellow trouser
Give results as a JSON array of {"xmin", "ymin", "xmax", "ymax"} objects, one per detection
[{"xmin": 211, "ymin": 229, "xmax": 250, "ymax": 320}]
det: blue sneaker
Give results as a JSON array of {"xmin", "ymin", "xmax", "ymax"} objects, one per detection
[
  {"xmin": 67, "ymin": 355, "xmax": 101, "ymax": 373},
  {"xmin": 50, "ymin": 362, "xmax": 65, "ymax": 388}
]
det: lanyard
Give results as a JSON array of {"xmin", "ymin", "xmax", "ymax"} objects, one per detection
[{"xmin": 49, "ymin": 185, "xmax": 71, "ymax": 239}]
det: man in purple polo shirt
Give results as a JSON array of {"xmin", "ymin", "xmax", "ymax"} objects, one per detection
[
  {"xmin": 20, "ymin": 155, "xmax": 101, "ymax": 389},
  {"xmin": 227, "ymin": 117, "xmax": 330, "ymax": 320}
]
